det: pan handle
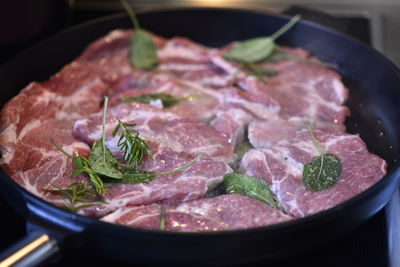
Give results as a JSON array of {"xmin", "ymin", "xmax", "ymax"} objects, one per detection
[{"xmin": 0, "ymin": 231, "xmax": 59, "ymax": 267}]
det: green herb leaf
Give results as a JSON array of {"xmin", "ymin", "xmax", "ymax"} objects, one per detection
[
  {"xmin": 223, "ymin": 15, "xmax": 301, "ymax": 63},
  {"xmin": 156, "ymin": 153, "xmax": 204, "ymax": 177},
  {"xmin": 262, "ymin": 48, "xmax": 288, "ymax": 63},
  {"xmin": 43, "ymin": 181, "xmax": 104, "ymax": 212},
  {"xmin": 223, "ymin": 37, "xmax": 275, "ymax": 63},
  {"xmin": 90, "ymin": 96, "xmax": 124, "ymax": 179},
  {"xmin": 112, "ymin": 120, "xmax": 152, "ymax": 167},
  {"xmin": 130, "ymin": 30, "xmax": 159, "ymax": 70},
  {"xmin": 302, "ymin": 153, "xmax": 342, "ymax": 191},
  {"xmin": 89, "ymin": 140, "xmax": 124, "ymax": 179},
  {"xmin": 71, "ymin": 168, "xmax": 84, "ymax": 178},
  {"xmin": 159, "ymin": 205, "xmax": 166, "ymax": 231},
  {"xmin": 246, "ymin": 63, "xmax": 277, "ymax": 77},
  {"xmin": 223, "ymin": 173, "xmax": 279, "ymax": 208},
  {"xmin": 234, "ymin": 140, "xmax": 253, "ymax": 159},
  {"xmin": 121, "ymin": 169, "xmax": 156, "ymax": 183},
  {"xmin": 72, "ymin": 156, "xmax": 83, "ymax": 169},
  {"xmin": 51, "ymin": 140, "xmax": 106, "ymax": 195},
  {"xmin": 121, "ymin": 93, "xmax": 181, "ymax": 108},
  {"xmin": 120, "ymin": 0, "xmax": 158, "ymax": 70},
  {"xmin": 75, "ymin": 153, "xmax": 105, "ymax": 195}
]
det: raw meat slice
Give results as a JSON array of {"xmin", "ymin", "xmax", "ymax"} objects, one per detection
[
  {"xmin": 248, "ymin": 118, "xmax": 345, "ymax": 148},
  {"xmin": 84, "ymin": 142, "xmax": 231, "ymax": 217},
  {"xmin": 210, "ymin": 87, "xmax": 280, "ymax": 146},
  {"xmin": 241, "ymin": 129, "xmax": 386, "ymax": 217},
  {"xmin": 73, "ymin": 102, "xmax": 235, "ymax": 163},
  {"xmin": 238, "ymin": 62, "xmax": 349, "ymax": 124},
  {"xmin": 157, "ymin": 37, "xmax": 231, "ymax": 88},
  {"xmin": 101, "ymin": 194, "xmax": 292, "ymax": 231},
  {"xmin": 209, "ymin": 46, "xmax": 311, "ymax": 82},
  {"xmin": 0, "ymin": 78, "xmax": 106, "ymax": 175},
  {"xmin": 109, "ymin": 74, "xmax": 222, "ymax": 121},
  {"xmin": 11, "ymin": 140, "xmax": 90, "ymax": 207},
  {"xmin": 211, "ymin": 45, "xmax": 349, "ymax": 124}
]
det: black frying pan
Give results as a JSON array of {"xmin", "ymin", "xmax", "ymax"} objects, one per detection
[{"xmin": 0, "ymin": 8, "xmax": 399, "ymax": 266}]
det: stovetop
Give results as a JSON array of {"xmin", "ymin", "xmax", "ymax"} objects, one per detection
[{"xmin": 0, "ymin": 5, "xmax": 394, "ymax": 267}]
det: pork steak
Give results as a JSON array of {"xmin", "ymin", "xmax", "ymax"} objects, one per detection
[
  {"xmin": 101, "ymin": 194, "xmax": 292, "ymax": 232},
  {"xmin": 241, "ymin": 129, "xmax": 387, "ymax": 217}
]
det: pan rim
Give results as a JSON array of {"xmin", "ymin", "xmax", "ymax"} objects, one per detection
[{"xmin": 0, "ymin": 6, "xmax": 399, "ymax": 238}]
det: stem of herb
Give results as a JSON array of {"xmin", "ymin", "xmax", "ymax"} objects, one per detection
[
  {"xmin": 120, "ymin": 0, "xmax": 141, "ymax": 30},
  {"xmin": 102, "ymin": 97, "xmax": 109, "ymax": 163},
  {"xmin": 307, "ymin": 126, "xmax": 324, "ymax": 154},
  {"xmin": 228, "ymin": 63, "xmax": 245, "ymax": 86},
  {"xmin": 157, "ymin": 153, "xmax": 204, "ymax": 177},
  {"xmin": 159, "ymin": 205, "xmax": 166, "ymax": 231},
  {"xmin": 51, "ymin": 140, "xmax": 73, "ymax": 158},
  {"xmin": 270, "ymin": 15, "xmax": 301, "ymax": 41}
]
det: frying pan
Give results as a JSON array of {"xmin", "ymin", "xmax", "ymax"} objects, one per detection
[{"xmin": 0, "ymin": 7, "xmax": 399, "ymax": 266}]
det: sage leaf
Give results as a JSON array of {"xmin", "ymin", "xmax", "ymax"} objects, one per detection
[
  {"xmin": 120, "ymin": 0, "xmax": 159, "ymax": 70},
  {"xmin": 302, "ymin": 153, "xmax": 342, "ymax": 191},
  {"xmin": 71, "ymin": 168, "xmax": 84, "ymax": 178},
  {"xmin": 121, "ymin": 93, "xmax": 181, "ymax": 108},
  {"xmin": 130, "ymin": 30, "xmax": 159, "ymax": 70},
  {"xmin": 72, "ymin": 156, "xmax": 83, "ymax": 169},
  {"xmin": 261, "ymin": 48, "xmax": 288, "ymax": 63},
  {"xmin": 89, "ymin": 140, "xmax": 123, "ymax": 179},
  {"xmin": 223, "ymin": 15, "xmax": 301, "ymax": 63},
  {"xmin": 223, "ymin": 173, "xmax": 279, "ymax": 208},
  {"xmin": 247, "ymin": 63, "xmax": 278, "ymax": 77},
  {"xmin": 223, "ymin": 37, "xmax": 276, "ymax": 63}
]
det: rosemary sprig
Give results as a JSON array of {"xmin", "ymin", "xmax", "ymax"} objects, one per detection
[
  {"xmin": 121, "ymin": 93, "xmax": 181, "ymax": 108},
  {"xmin": 111, "ymin": 153, "xmax": 204, "ymax": 184},
  {"xmin": 43, "ymin": 181, "xmax": 104, "ymax": 212},
  {"xmin": 50, "ymin": 97, "xmax": 203, "ymax": 209},
  {"xmin": 223, "ymin": 15, "xmax": 301, "ymax": 63},
  {"xmin": 112, "ymin": 120, "xmax": 152, "ymax": 167}
]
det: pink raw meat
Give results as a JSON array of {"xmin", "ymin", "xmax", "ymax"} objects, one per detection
[
  {"xmin": 241, "ymin": 129, "xmax": 386, "ymax": 217},
  {"xmin": 101, "ymin": 194, "xmax": 292, "ymax": 231}
]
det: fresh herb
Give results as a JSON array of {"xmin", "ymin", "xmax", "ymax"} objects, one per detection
[
  {"xmin": 90, "ymin": 97, "xmax": 124, "ymax": 180},
  {"xmin": 114, "ymin": 153, "xmax": 204, "ymax": 184},
  {"xmin": 159, "ymin": 205, "xmax": 166, "ymax": 231},
  {"xmin": 51, "ymin": 140, "xmax": 105, "ymax": 195},
  {"xmin": 245, "ymin": 63, "xmax": 277, "ymax": 77},
  {"xmin": 223, "ymin": 15, "xmax": 301, "ymax": 63},
  {"xmin": 120, "ymin": 0, "xmax": 158, "ymax": 70},
  {"xmin": 51, "ymin": 97, "xmax": 203, "ymax": 203},
  {"xmin": 302, "ymin": 128, "xmax": 342, "ymax": 191},
  {"xmin": 72, "ymin": 152, "xmax": 106, "ymax": 195},
  {"xmin": 234, "ymin": 140, "xmax": 253, "ymax": 160},
  {"xmin": 43, "ymin": 181, "xmax": 104, "ymax": 212},
  {"xmin": 223, "ymin": 173, "xmax": 279, "ymax": 208},
  {"xmin": 121, "ymin": 93, "xmax": 181, "ymax": 108},
  {"xmin": 112, "ymin": 120, "xmax": 152, "ymax": 167}
]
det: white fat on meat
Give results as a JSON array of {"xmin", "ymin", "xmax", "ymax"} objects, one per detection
[
  {"xmin": 241, "ymin": 129, "xmax": 387, "ymax": 217},
  {"xmin": 101, "ymin": 194, "xmax": 292, "ymax": 231}
]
